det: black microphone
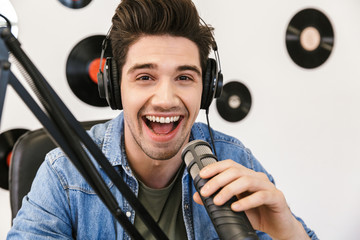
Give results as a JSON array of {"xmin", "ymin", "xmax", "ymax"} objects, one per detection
[{"xmin": 181, "ymin": 140, "xmax": 258, "ymax": 240}]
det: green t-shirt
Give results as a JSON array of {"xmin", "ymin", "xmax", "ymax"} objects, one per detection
[{"xmin": 134, "ymin": 165, "xmax": 187, "ymax": 240}]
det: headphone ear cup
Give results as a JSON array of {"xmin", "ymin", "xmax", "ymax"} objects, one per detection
[
  {"xmin": 97, "ymin": 69, "xmax": 106, "ymax": 99},
  {"xmin": 109, "ymin": 59, "xmax": 122, "ymax": 110},
  {"xmin": 103, "ymin": 58, "xmax": 122, "ymax": 110},
  {"xmin": 201, "ymin": 58, "xmax": 217, "ymax": 110}
]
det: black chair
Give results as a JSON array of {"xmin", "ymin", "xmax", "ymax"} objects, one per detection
[{"xmin": 9, "ymin": 119, "xmax": 108, "ymax": 220}]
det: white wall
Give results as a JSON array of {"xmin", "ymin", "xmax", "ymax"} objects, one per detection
[{"xmin": 1, "ymin": 0, "xmax": 360, "ymax": 239}]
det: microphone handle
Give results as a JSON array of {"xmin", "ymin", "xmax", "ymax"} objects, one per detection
[{"xmin": 194, "ymin": 175, "xmax": 259, "ymax": 240}]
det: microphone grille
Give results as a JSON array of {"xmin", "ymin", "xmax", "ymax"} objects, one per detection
[
  {"xmin": 183, "ymin": 149, "xmax": 194, "ymax": 166},
  {"xmin": 182, "ymin": 140, "xmax": 217, "ymax": 179},
  {"xmin": 201, "ymin": 156, "xmax": 216, "ymax": 167},
  {"xmin": 189, "ymin": 163, "xmax": 200, "ymax": 179},
  {"xmin": 194, "ymin": 144, "xmax": 213, "ymax": 155}
]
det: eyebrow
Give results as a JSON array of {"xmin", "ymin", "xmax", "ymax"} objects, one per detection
[
  {"xmin": 177, "ymin": 65, "xmax": 201, "ymax": 76},
  {"xmin": 127, "ymin": 63, "xmax": 201, "ymax": 76},
  {"xmin": 127, "ymin": 63, "xmax": 156, "ymax": 74}
]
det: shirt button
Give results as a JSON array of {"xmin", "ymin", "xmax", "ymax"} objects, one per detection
[
  {"xmin": 184, "ymin": 204, "xmax": 189, "ymax": 210},
  {"xmin": 126, "ymin": 211, "xmax": 131, "ymax": 218}
]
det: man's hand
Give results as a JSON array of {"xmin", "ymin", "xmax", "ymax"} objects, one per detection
[{"xmin": 192, "ymin": 159, "xmax": 310, "ymax": 240}]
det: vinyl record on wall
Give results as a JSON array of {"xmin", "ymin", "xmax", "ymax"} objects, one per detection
[
  {"xmin": 58, "ymin": 0, "xmax": 92, "ymax": 9},
  {"xmin": 216, "ymin": 81, "xmax": 252, "ymax": 122},
  {"xmin": 286, "ymin": 8, "xmax": 334, "ymax": 69},
  {"xmin": 0, "ymin": 128, "xmax": 29, "ymax": 190},
  {"xmin": 66, "ymin": 35, "xmax": 112, "ymax": 107}
]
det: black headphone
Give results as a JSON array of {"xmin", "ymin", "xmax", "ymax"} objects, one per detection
[{"xmin": 97, "ymin": 25, "xmax": 223, "ymax": 111}]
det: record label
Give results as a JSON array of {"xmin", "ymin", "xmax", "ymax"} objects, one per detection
[{"xmin": 286, "ymin": 8, "xmax": 334, "ymax": 69}]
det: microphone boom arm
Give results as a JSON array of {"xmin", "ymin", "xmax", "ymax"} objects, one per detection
[{"xmin": 0, "ymin": 25, "xmax": 168, "ymax": 240}]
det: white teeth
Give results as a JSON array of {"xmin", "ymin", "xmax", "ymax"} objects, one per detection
[{"xmin": 146, "ymin": 115, "xmax": 180, "ymax": 123}]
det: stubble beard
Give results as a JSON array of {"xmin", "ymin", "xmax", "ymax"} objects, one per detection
[
  {"xmin": 124, "ymin": 114, "xmax": 190, "ymax": 161},
  {"xmin": 133, "ymin": 129, "xmax": 189, "ymax": 161}
]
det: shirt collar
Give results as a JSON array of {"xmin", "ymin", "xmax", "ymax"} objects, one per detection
[{"xmin": 101, "ymin": 112, "xmax": 125, "ymax": 167}]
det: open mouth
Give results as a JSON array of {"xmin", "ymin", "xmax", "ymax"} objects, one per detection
[{"xmin": 144, "ymin": 115, "xmax": 182, "ymax": 135}]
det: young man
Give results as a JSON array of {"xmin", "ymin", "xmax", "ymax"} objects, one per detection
[{"xmin": 8, "ymin": 0, "xmax": 318, "ymax": 239}]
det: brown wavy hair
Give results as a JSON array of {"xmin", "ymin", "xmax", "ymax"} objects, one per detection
[{"xmin": 110, "ymin": 0, "xmax": 214, "ymax": 77}]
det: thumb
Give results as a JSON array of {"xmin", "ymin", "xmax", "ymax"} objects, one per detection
[{"xmin": 193, "ymin": 192, "xmax": 204, "ymax": 206}]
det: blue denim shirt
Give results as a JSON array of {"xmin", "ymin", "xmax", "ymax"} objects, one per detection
[{"xmin": 8, "ymin": 113, "xmax": 318, "ymax": 239}]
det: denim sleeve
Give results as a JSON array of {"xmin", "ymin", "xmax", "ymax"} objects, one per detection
[{"xmin": 7, "ymin": 155, "xmax": 73, "ymax": 239}]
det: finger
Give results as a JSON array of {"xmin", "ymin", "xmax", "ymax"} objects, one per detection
[
  {"xmin": 199, "ymin": 159, "xmax": 239, "ymax": 179},
  {"xmin": 232, "ymin": 185, "xmax": 285, "ymax": 213},
  {"xmin": 213, "ymin": 172, "xmax": 274, "ymax": 207},
  {"xmin": 200, "ymin": 166, "xmax": 241, "ymax": 198},
  {"xmin": 200, "ymin": 162, "xmax": 258, "ymax": 198},
  {"xmin": 193, "ymin": 192, "xmax": 204, "ymax": 206},
  {"xmin": 231, "ymin": 190, "xmax": 272, "ymax": 212}
]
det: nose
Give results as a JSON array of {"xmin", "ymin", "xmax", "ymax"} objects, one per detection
[{"xmin": 150, "ymin": 79, "xmax": 180, "ymax": 109}]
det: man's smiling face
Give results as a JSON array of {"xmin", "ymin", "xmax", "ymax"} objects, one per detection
[{"xmin": 121, "ymin": 35, "xmax": 203, "ymax": 161}]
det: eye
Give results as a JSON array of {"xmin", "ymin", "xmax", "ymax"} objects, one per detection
[
  {"xmin": 136, "ymin": 75, "xmax": 152, "ymax": 81},
  {"xmin": 177, "ymin": 75, "xmax": 193, "ymax": 81}
]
